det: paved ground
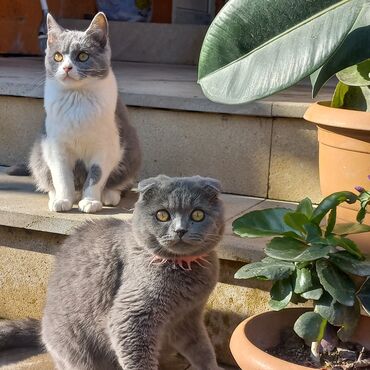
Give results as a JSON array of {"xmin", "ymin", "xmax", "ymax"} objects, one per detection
[{"xmin": 0, "ymin": 347, "xmax": 239, "ymax": 369}]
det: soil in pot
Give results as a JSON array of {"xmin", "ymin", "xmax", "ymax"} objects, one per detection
[{"xmin": 266, "ymin": 328, "xmax": 370, "ymax": 369}]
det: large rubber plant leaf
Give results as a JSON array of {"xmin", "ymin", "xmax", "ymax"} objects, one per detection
[
  {"xmin": 311, "ymin": 4, "xmax": 370, "ymax": 96},
  {"xmin": 269, "ymin": 279, "xmax": 293, "ymax": 311},
  {"xmin": 232, "ymin": 208, "xmax": 296, "ymax": 238},
  {"xmin": 294, "ymin": 312, "xmax": 327, "ymax": 344},
  {"xmin": 265, "ymin": 237, "xmax": 330, "ymax": 262},
  {"xmin": 234, "ymin": 257, "xmax": 295, "ymax": 280},
  {"xmin": 316, "ymin": 259, "xmax": 356, "ymax": 306},
  {"xmin": 198, "ymin": 0, "xmax": 367, "ymax": 104}
]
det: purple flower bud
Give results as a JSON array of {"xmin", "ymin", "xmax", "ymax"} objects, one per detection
[
  {"xmin": 368, "ymin": 174, "xmax": 370, "ymax": 181},
  {"xmin": 355, "ymin": 186, "xmax": 365, "ymax": 193}
]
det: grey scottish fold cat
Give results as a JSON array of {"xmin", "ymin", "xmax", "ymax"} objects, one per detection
[
  {"xmin": 30, "ymin": 12, "xmax": 141, "ymax": 214},
  {"xmin": 0, "ymin": 175, "xmax": 225, "ymax": 370}
]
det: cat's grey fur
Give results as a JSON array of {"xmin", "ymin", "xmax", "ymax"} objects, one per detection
[
  {"xmin": 29, "ymin": 13, "xmax": 141, "ymax": 213},
  {"xmin": 0, "ymin": 176, "xmax": 224, "ymax": 370}
]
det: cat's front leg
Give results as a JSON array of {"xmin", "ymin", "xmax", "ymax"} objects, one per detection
[
  {"xmin": 79, "ymin": 159, "xmax": 117, "ymax": 213},
  {"xmin": 44, "ymin": 143, "xmax": 75, "ymax": 212},
  {"xmin": 108, "ymin": 303, "xmax": 164, "ymax": 370},
  {"xmin": 170, "ymin": 307, "xmax": 220, "ymax": 370}
]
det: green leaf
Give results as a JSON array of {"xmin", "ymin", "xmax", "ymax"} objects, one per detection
[
  {"xmin": 294, "ymin": 268, "xmax": 313, "ymax": 294},
  {"xmin": 327, "ymin": 235, "xmax": 364, "ymax": 260},
  {"xmin": 331, "ymin": 83, "xmax": 370, "ymax": 112},
  {"xmin": 316, "ymin": 259, "xmax": 356, "ymax": 306},
  {"xmin": 337, "ymin": 300, "xmax": 361, "ymax": 342},
  {"xmin": 358, "ymin": 277, "xmax": 370, "ymax": 315},
  {"xmin": 296, "ymin": 198, "xmax": 314, "ymax": 219},
  {"xmin": 301, "ymin": 288, "xmax": 324, "ymax": 300},
  {"xmin": 331, "ymin": 81, "xmax": 351, "ymax": 108},
  {"xmin": 337, "ymin": 59, "xmax": 370, "ymax": 86},
  {"xmin": 315, "ymin": 293, "xmax": 360, "ymax": 341},
  {"xmin": 315, "ymin": 292, "xmax": 354, "ymax": 326},
  {"xmin": 269, "ymin": 279, "xmax": 293, "ymax": 311},
  {"xmin": 357, "ymin": 207, "xmax": 367, "ymax": 223},
  {"xmin": 293, "ymin": 312, "xmax": 327, "ymax": 344},
  {"xmin": 330, "ymin": 252, "xmax": 370, "ymax": 276},
  {"xmin": 266, "ymin": 237, "xmax": 330, "ymax": 262},
  {"xmin": 311, "ymin": 4, "xmax": 370, "ymax": 96},
  {"xmin": 304, "ymin": 224, "xmax": 323, "ymax": 243},
  {"xmin": 311, "ymin": 192, "xmax": 358, "ymax": 225},
  {"xmin": 325, "ymin": 208, "xmax": 337, "ymax": 236},
  {"xmin": 234, "ymin": 258, "xmax": 295, "ymax": 280},
  {"xmin": 358, "ymin": 191, "xmax": 370, "ymax": 223},
  {"xmin": 198, "ymin": 0, "xmax": 369, "ymax": 104},
  {"xmin": 232, "ymin": 208, "xmax": 296, "ymax": 238},
  {"xmin": 284, "ymin": 212, "xmax": 309, "ymax": 234},
  {"xmin": 332, "ymin": 222, "xmax": 370, "ymax": 235}
]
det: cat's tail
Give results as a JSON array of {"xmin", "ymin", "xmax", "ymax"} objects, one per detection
[
  {"xmin": 0, "ymin": 318, "xmax": 42, "ymax": 350},
  {"xmin": 5, "ymin": 163, "xmax": 30, "ymax": 176}
]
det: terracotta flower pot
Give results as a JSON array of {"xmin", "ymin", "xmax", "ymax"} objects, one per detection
[
  {"xmin": 303, "ymin": 102, "xmax": 370, "ymax": 253},
  {"xmin": 230, "ymin": 308, "xmax": 370, "ymax": 370}
]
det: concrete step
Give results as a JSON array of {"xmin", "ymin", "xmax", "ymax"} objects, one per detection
[
  {"xmin": 0, "ymin": 347, "xmax": 239, "ymax": 370},
  {"xmin": 0, "ymin": 166, "xmax": 299, "ymax": 366},
  {"xmin": 0, "ymin": 57, "xmax": 326, "ymax": 203}
]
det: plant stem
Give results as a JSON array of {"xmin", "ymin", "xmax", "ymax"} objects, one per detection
[{"xmin": 310, "ymin": 341, "xmax": 321, "ymax": 364}]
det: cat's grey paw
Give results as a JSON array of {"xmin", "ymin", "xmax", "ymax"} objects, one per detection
[
  {"xmin": 102, "ymin": 189, "xmax": 121, "ymax": 206},
  {"xmin": 78, "ymin": 198, "xmax": 103, "ymax": 213},
  {"xmin": 49, "ymin": 199, "xmax": 73, "ymax": 212}
]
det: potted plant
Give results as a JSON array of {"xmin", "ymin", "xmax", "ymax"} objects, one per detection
[
  {"xmin": 229, "ymin": 187, "xmax": 370, "ymax": 369},
  {"xmin": 198, "ymin": 0, "xmax": 370, "ymax": 248}
]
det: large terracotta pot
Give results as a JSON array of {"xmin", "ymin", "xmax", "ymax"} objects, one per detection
[
  {"xmin": 230, "ymin": 308, "xmax": 370, "ymax": 370},
  {"xmin": 303, "ymin": 102, "xmax": 370, "ymax": 253}
]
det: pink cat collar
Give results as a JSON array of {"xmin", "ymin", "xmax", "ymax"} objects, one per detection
[{"xmin": 149, "ymin": 254, "xmax": 211, "ymax": 271}]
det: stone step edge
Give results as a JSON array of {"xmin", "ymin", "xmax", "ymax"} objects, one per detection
[{"xmin": 0, "ymin": 167, "xmax": 300, "ymax": 264}]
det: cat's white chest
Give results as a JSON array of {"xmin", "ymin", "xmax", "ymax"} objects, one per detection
[{"xmin": 44, "ymin": 71, "xmax": 117, "ymax": 136}]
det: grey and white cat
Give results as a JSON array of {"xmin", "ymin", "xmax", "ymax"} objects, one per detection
[
  {"xmin": 30, "ymin": 12, "xmax": 141, "ymax": 213},
  {"xmin": 0, "ymin": 175, "xmax": 225, "ymax": 370}
]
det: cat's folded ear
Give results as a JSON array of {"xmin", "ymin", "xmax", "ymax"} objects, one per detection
[
  {"xmin": 137, "ymin": 175, "xmax": 170, "ymax": 200},
  {"xmin": 85, "ymin": 12, "xmax": 109, "ymax": 47},
  {"xmin": 195, "ymin": 176, "xmax": 222, "ymax": 200},
  {"xmin": 47, "ymin": 14, "xmax": 64, "ymax": 45}
]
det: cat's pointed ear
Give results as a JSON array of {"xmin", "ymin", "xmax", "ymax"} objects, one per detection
[
  {"xmin": 47, "ymin": 14, "xmax": 64, "ymax": 45},
  {"xmin": 86, "ymin": 12, "xmax": 108, "ymax": 47}
]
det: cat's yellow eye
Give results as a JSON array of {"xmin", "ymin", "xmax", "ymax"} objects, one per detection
[
  {"xmin": 53, "ymin": 52, "xmax": 63, "ymax": 62},
  {"xmin": 191, "ymin": 209, "xmax": 205, "ymax": 222},
  {"xmin": 78, "ymin": 52, "xmax": 89, "ymax": 62},
  {"xmin": 156, "ymin": 210, "xmax": 170, "ymax": 222}
]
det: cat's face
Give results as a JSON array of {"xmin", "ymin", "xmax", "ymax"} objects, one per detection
[
  {"xmin": 45, "ymin": 12, "xmax": 110, "ymax": 87},
  {"xmin": 133, "ymin": 176, "xmax": 225, "ymax": 258}
]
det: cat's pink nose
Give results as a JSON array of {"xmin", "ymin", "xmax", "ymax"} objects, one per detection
[{"xmin": 63, "ymin": 66, "xmax": 72, "ymax": 73}]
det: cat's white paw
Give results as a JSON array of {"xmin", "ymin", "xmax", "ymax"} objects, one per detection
[
  {"xmin": 78, "ymin": 198, "xmax": 103, "ymax": 213},
  {"xmin": 49, "ymin": 199, "xmax": 73, "ymax": 212},
  {"xmin": 102, "ymin": 189, "xmax": 121, "ymax": 206}
]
